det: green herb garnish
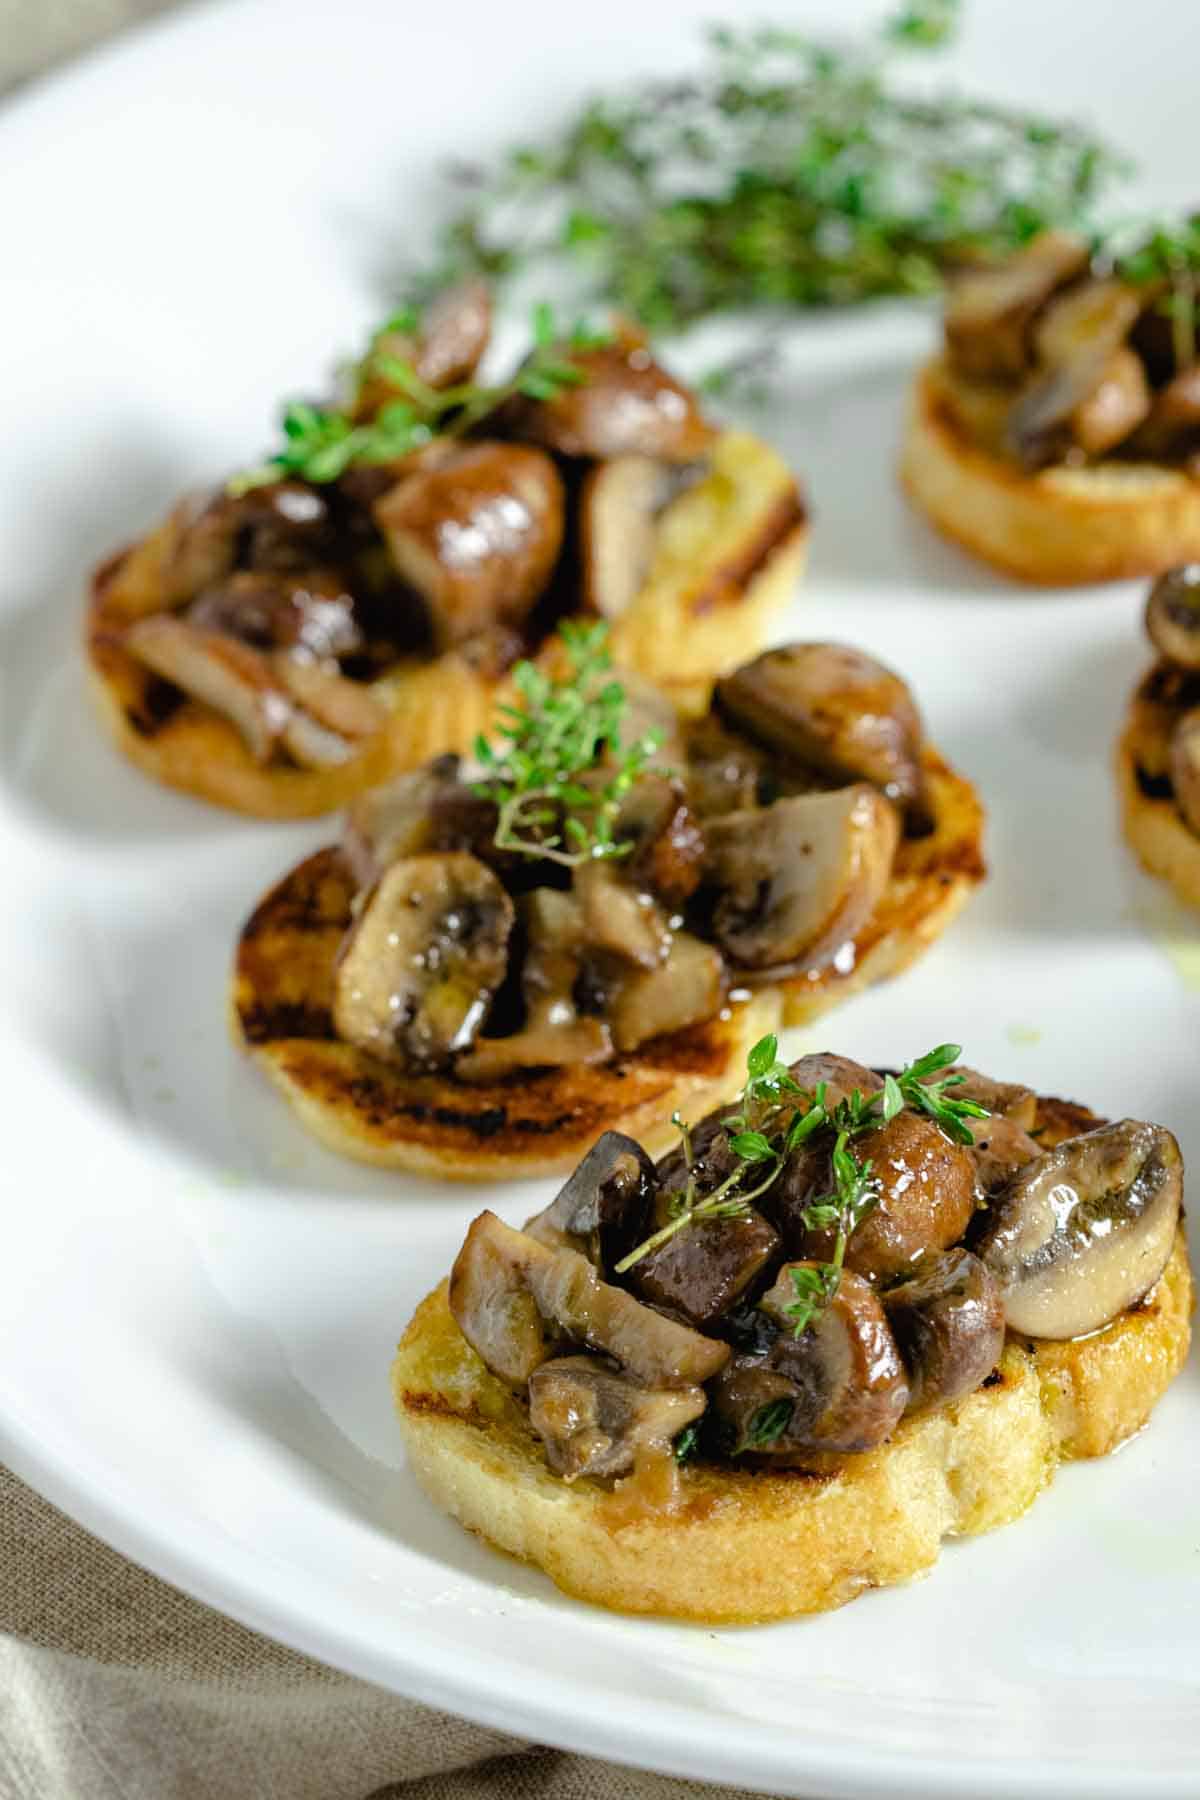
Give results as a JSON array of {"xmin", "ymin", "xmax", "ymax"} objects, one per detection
[
  {"xmin": 673, "ymin": 1421, "xmax": 702, "ymax": 1464},
  {"xmin": 1107, "ymin": 217, "xmax": 1200, "ymax": 371},
  {"xmin": 409, "ymin": 4, "xmax": 1124, "ymax": 330},
  {"xmin": 615, "ymin": 1036, "xmax": 988, "ymax": 1333},
  {"xmin": 744, "ymin": 1397, "xmax": 794, "ymax": 1451},
  {"xmin": 472, "ymin": 620, "xmax": 662, "ymax": 869},
  {"xmin": 230, "ymin": 302, "xmax": 608, "ymax": 494}
]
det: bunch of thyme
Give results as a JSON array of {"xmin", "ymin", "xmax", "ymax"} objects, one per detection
[
  {"xmin": 471, "ymin": 620, "xmax": 663, "ymax": 868},
  {"xmin": 616, "ymin": 1037, "xmax": 988, "ymax": 1342},
  {"xmin": 230, "ymin": 301, "xmax": 607, "ymax": 493},
  {"xmin": 410, "ymin": 2, "xmax": 1124, "ymax": 330}
]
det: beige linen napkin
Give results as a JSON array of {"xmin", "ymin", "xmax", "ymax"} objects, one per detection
[{"xmin": 0, "ymin": 1468, "xmax": 773, "ymax": 1800}]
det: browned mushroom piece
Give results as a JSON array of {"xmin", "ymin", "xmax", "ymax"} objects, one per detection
[
  {"xmin": 712, "ymin": 1265, "xmax": 908, "ymax": 1457},
  {"xmin": 454, "ymin": 888, "xmax": 612, "ymax": 1081},
  {"xmin": 966, "ymin": 1111, "xmax": 1042, "ymax": 1198},
  {"xmin": 654, "ymin": 1107, "xmax": 740, "ymax": 1205},
  {"xmin": 272, "ymin": 653, "xmax": 386, "ymax": 745},
  {"xmin": 528, "ymin": 1356, "xmax": 706, "ymax": 1481},
  {"xmin": 341, "ymin": 755, "xmax": 465, "ymax": 890},
  {"xmin": 1070, "ymin": 348, "xmax": 1151, "ymax": 456},
  {"xmin": 629, "ymin": 1205, "xmax": 780, "ymax": 1331},
  {"xmin": 974, "ymin": 1119, "xmax": 1184, "ymax": 1339},
  {"xmin": 882, "ymin": 1248, "xmax": 1006, "ymax": 1413},
  {"xmin": 704, "ymin": 786, "xmax": 899, "ymax": 971},
  {"xmin": 936, "ymin": 1067, "xmax": 1036, "ymax": 1131},
  {"xmin": 1170, "ymin": 707, "xmax": 1200, "ymax": 835},
  {"xmin": 1008, "ymin": 279, "xmax": 1144, "ymax": 468},
  {"xmin": 373, "ymin": 442, "xmax": 565, "ymax": 649},
  {"xmin": 513, "ymin": 328, "xmax": 715, "ymax": 463},
  {"xmin": 1145, "ymin": 565, "xmax": 1200, "ymax": 670},
  {"xmin": 573, "ymin": 860, "xmax": 671, "ymax": 971},
  {"xmin": 618, "ymin": 776, "xmax": 706, "ymax": 908},
  {"xmin": 793, "ymin": 1110, "xmax": 978, "ymax": 1280},
  {"xmin": 943, "ymin": 231, "xmax": 1090, "ymax": 382},
  {"xmin": 580, "ymin": 456, "xmax": 705, "ymax": 617},
  {"xmin": 449, "ymin": 1212, "xmax": 730, "ymax": 1390},
  {"xmin": 333, "ymin": 852, "xmax": 514, "ymax": 1069},
  {"xmin": 187, "ymin": 567, "xmax": 365, "ymax": 661},
  {"xmin": 524, "ymin": 1131, "xmax": 658, "ymax": 1269},
  {"xmin": 716, "ymin": 644, "xmax": 927, "ymax": 816},
  {"xmin": 1137, "ymin": 363, "xmax": 1200, "ymax": 459},
  {"xmin": 123, "ymin": 615, "xmax": 292, "ymax": 761},
  {"xmin": 787, "ymin": 1053, "xmax": 883, "ymax": 1111},
  {"xmin": 684, "ymin": 715, "xmax": 774, "ymax": 818},
  {"xmin": 601, "ymin": 929, "xmax": 725, "ymax": 1054},
  {"xmin": 354, "ymin": 281, "xmax": 492, "ymax": 419}
]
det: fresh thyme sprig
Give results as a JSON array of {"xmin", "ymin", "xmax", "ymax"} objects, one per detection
[
  {"xmin": 408, "ymin": 4, "xmax": 1124, "ymax": 330},
  {"xmin": 471, "ymin": 620, "xmax": 663, "ymax": 869},
  {"xmin": 614, "ymin": 1037, "xmax": 989, "ymax": 1330},
  {"xmin": 229, "ymin": 302, "xmax": 609, "ymax": 494}
]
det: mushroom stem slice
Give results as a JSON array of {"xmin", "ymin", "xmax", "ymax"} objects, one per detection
[
  {"xmin": 333, "ymin": 852, "xmax": 514, "ymax": 1069},
  {"xmin": 975, "ymin": 1119, "xmax": 1184, "ymax": 1339},
  {"xmin": 123, "ymin": 615, "xmax": 292, "ymax": 761},
  {"xmin": 705, "ymin": 786, "xmax": 899, "ymax": 972}
]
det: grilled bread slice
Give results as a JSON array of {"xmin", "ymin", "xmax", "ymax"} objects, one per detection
[
  {"xmin": 230, "ymin": 746, "xmax": 984, "ymax": 1179},
  {"xmin": 87, "ymin": 429, "xmax": 806, "ymax": 820},
  {"xmin": 392, "ymin": 1092, "xmax": 1194, "ymax": 1622},
  {"xmin": 901, "ymin": 361, "xmax": 1200, "ymax": 586},
  {"xmin": 1118, "ymin": 662, "xmax": 1200, "ymax": 909}
]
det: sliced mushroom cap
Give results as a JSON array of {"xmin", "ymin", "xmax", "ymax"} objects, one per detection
[
  {"xmin": 601, "ymin": 928, "xmax": 725, "ymax": 1054},
  {"xmin": 580, "ymin": 455, "xmax": 673, "ymax": 619},
  {"xmin": 704, "ymin": 786, "xmax": 899, "ymax": 971},
  {"xmin": 1146, "ymin": 565, "xmax": 1200, "ymax": 670},
  {"xmin": 124, "ymin": 615, "xmax": 292, "ymax": 761},
  {"xmin": 514, "ymin": 329, "xmax": 714, "ymax": 463},
  {"xmin": 524, "ymin": 1130, "xmax": 658, "ymax": 1269},
  {"xmin": 373, "ymin": 442, "xmax": 565, "ymax": 649},
  {"xmin": 1169, "ymin": 707, "xmax": 1200, "ymax": 836},
  {"xmin": 333, "ymin": 852, "xmax": 513, "ymax": 1069},
  {"xmin": 354, "ymin": 282, "xmax": 492, "ymax": 418},
  {"xmin": 943, "ymin": 231, "xmax": 1090, "ymax": 382},
  {"xmin": 272, "ymin": 653, "xmax": 385, "ymax": 742},
  {"xmin": 528, "ymin": 1355, "xmax": 706, "ymax": 1481},
  {"xmin": 454, "ymin": 888, "xmax": 611, "ymax": 1082},
  {"xmin": 794, "ymin": 1110, "xmax": 978, "ymax": 1281},
  {"xmin": 1008, "ymin": 279, "xmax": 1143, "ymax": 468},
  {"xmin": 735, "ymin": 1265, "xmax": 908, "ymax": 1456},
  {"xmin": 716, "ymin": 644, "xmax": 926, "ymax": 814},
  {"xmin": 449, "ymin": 1211, "xmax": 730, "ymax": 1389},
  {"xmin": 573, "ymin": 860, "xmax": 671, "ymax": 971},
  {"xmin": 187, "ymin": 567, "xmax": 364, "ymax": 660},
  {"xmin": 974, "ymin": 1119, "xmax": 1183, "ymax": 1339},
  {"xmin": 967, "ymin": 1111, "xmax": 1042, "ymax": 1198},
  {"xmin": 883, "ymin": 1248, "xmax": 1006, "ymax": 1413},
  {"xmin": 1070, "ymin": 347, "xmax": 1150, "ymax": 456},
  {"xmin": 630, "ymin": 1205, "xmax": 780, "ymax": 1331},
  {"xmin": 341, "ymin": 756, "xmax": 463, "ymax": 891}
]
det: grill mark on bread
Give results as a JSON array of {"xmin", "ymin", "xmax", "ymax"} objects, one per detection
[{"xmin": 686, "ymin": 489, "xmax": 808, "ymax": 616}]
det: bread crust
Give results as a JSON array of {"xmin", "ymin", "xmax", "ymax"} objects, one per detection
[
  {"xmin": 86, "ymin": 429, "xmax": 806, "ymax": 819},
  {"xmin": 392, "ymin": 1089, "xmax": 1193, "ymax": 1620},
  {"xmin": 1117, "ymin": 662, "xmax": 1200, "ymax": 909},
  {"xmin": 230, "ymin": 746, "xmax": 984, "ymax": 1178},
  {"xmin": 900, "ymin": 360, "xmax": 1200, "ymax": 585}
]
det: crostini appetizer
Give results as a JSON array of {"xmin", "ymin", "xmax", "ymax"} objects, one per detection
[
  {"xmin": 88, "ymin": 290, "xmax": 806, "ymax": 817},
  {"xmin": 1118, "ymin": 564, "xmax": 1200, "ymax": 905},
  {"xmin": 394, "ymin": 1039, "xmax": 1194, "ymax": 1621},
  {"xmin": 232, "ymin": 626, "xmax": 984, "ymax": 1177},
  {"xmin": 901, "ymin": 228, "xmax": 1200, "ymax": 583}
]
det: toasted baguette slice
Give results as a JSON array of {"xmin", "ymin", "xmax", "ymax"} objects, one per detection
[
  {"xmin": 393, "ymin": 1090, "xmax": 1193, "ymax": 1622},
  {"xmin": 901, "ymin": 360, "xmax": 1200, "ymax": 586},
  {"xmin": 230, "ymin": 747, "xmax": 983, "ymax": 1178},
  {"xmin": 87, "ymin": 429, "xmax": 806, "ymax": 819},
  {"xmin": 1117, "ymin": 662, "xmax": 1200, "ymax": 909}
]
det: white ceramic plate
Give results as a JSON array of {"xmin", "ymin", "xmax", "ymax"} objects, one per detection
[{"xmin": 1, "ymin": 2, "xmax": 1197, "ymax": 1794}]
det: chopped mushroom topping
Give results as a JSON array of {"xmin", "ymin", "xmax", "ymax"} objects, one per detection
[
  {"xmin": 1146, "ymin": 565, "xmax": 1200, "ymax": 670},
  {"xmin": 1170, "ymin": 707, "xmax": 1200, "ymax": 836},
  {"xmin": 713, "ymin": 1265, "xmax": 908, "ymax": 1457},
  {"xmin": 629, "ymin": 1205, "xmax": 780, "ymax": 1330},
  {"xmin": 341, "ymin": 757, "xmax": 463, "ymax": 889},
  {"xmin": 333, "ymin": 852, "xmax": 514, "ymax": 1068},
  {"xmin": 794, "ymin": 1110, "xmax": 977, "ymax": 1280},
  {"xmin": 354, "ymin": 281, "xmax": 492, "ymax": 419},
  {"xmin": 512, "ymin": 328, "xmax": 714, "ymax": 463},
  {"xmin": 704, "ymin": 786, "xmax": 899, "ymax": 971},
  {"xmin": 601, "ymin": 929, "xmax": 725, "ymax": 1053},
  {"xmin": 373, "ymin": 442, "xmax": 565, "ymax": 649},
  {"xmin": 974, "ymin": 1119, "xmax": 1183, "ymax": 1339},
  {"xmin": 938, "ymin": 1067, "xmax": 1036, "ymax": 1132},
  {"xmin": 573, "ymin": 860, "xmax": 671, "ymax": 970},
  {"xmin": 1070, "ymin": 348, "xmax": 1151, "ymax": 457},
  {"xmin": 124, "ymin": 616, "xmax": 292, "ymax": 761},
  {"xmin": 272, "ymin": 654, "xmax": 386, "ymax": 743},
  {"xmin": 449, "ymin": 1212, "xmax": 730, "ymax": 1389},
  {"xmin": 716, "ymin": 643, "xmax": 927, "ymax": 817},
  {"xmin": 943, "ymin": 231, "xmax": 1090, "ymax": 382},
  {"xmin": 528, "ymin": 1356, "xmax": 706, "ymax": 1481},
  {"xmin": 1008, "ymin": 279, "xmax": 1144, "ymax": 468},
  {"xmin": 524, "ymin": 1131, "xmax": 658, "ymax": 1268},
  {"xmin": 187, "ymin": 568, "xmax": 364, "ymax": 660},
  {"xmin": 883, "ymin": 1248, "xmax": 1005, "ymax": 1413},
  {"xmin": 618, "ymin": 777, "xmax": 706, "ymax": 907},
  {"xmin": 966, "ymin": 1112, "xmax": 1042, "ymax": 1198}
]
